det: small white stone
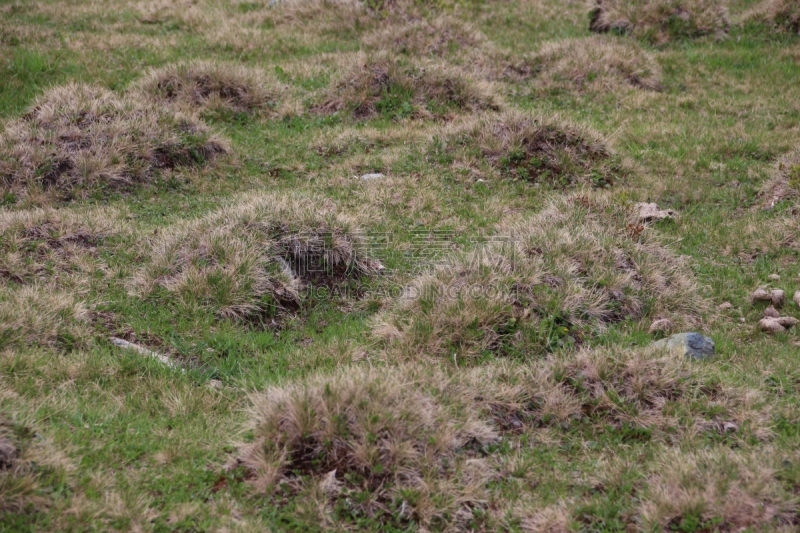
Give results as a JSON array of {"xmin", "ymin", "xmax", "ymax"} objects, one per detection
[
  {"xmin": 359, "ymin": 173, "xmax": 385, "ymax": 181},
  {"xmin": 768, "ymin": 274, "xmax": 781, "ymax": 281}
]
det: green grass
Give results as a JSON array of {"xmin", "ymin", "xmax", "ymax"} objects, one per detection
[{"xmin": 1, "ymin": 0, "xmax": 800, "ymax": 530}]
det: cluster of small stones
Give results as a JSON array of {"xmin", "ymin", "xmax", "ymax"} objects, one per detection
[{"xmin": 751, "ymin": 278, "xmax": 800, "ymax": 334}]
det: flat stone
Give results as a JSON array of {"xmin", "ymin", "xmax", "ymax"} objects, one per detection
[
  {"xmin": 635, "ymin": 202, "xmax": 676, "ymax": 222},
  {"xmin": 359, "ymin": 173, "xmax": 385, "ymax": 180},
  {"xmin": 652, "ymin": 332, "xmax": 715, "ymax": 361}
]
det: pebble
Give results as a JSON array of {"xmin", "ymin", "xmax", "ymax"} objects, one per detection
[
  {"xmin": 768, "ymin": 274, "xmax": 781, "ymax": 281},
  {"xmin": 718, "ymin": 302, "xmax": 733, "ymax": 311},
  {"xmin": 649, "ymin": 318, "xmax": 674, "ymax": 334},
  {"xmin": 751, "ymin": 288, "xmax": 771, "ymax": 303},
  {"xmin": 759, "ymin": 318, "xmax": 786, "ymax": 334},
  {"xmin": 771, "ymin": 289, "xmax": 785, "ymax": 308}
]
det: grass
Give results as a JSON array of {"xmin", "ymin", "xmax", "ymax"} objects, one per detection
[{"xmin": 1, "ymin": 0, "xmax": 800, "ymax": 530}]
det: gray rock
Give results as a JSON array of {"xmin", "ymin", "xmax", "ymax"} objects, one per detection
[{"xmin": 652, "ymin": 332, "xmax": 715, "ymax": 361}]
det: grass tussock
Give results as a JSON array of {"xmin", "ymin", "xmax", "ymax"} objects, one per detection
[
  {"xmin": 531, "ymin": 36, "xmax": 663, "ymax": 92},
  {"xmin": 0, "ymin": 83, "xmax": 228, "ymax": 203},
  {"xmin": 640, "ymin": 448, "xmax": 798, "ymax": 531},
  {"xmin": 589, "ymin": 0, "xmax": 730, "ymax": 43},
  {"xmin": 133, "ymin": 61, "xmax": 283, "ymax": 116},
  {"xmin": 0, "ymin": 285, "xmax": 89, "ymax": 350},
  {"xmin": 315, "ymin": 53, "xmax": 501, "ymax": 120},
  {"xmin": 238, "ymin": 365, "xmax": 495, "ymax": 529},
  {"xmin": 131, "ymin": 192, "xmax": 381, "ymax": 320},
  {"xmin": 361, "ymin": 15, "xmax": 487, "ymax": 58},
  {"xmin": 432, "ymin": 111, "xmax": 628, "ymax": 188},
  {"xmin": 761, "ymin": 149, "xmax": 800, "ymax": 208},
  {"xmin": 374, "ymin": 194, "xmax": 704, "ymax": 361},
  {"xmin": 0, "ymin": 207, "xmax": 120, "ymax": 286},
  {"xmin": 0, "ymin": 416, "xmax": 49, "ymax": 516},
  {"xmin": 454, "ymin": 347, "xmax": 765, "ymax": 439},
  {"xmin": 746, "ymin": 0, "xmax": 800, "ymax": 33},
  {"xmin": 238, "ymin": 348, "xmax": 765, "ymax": 529}
]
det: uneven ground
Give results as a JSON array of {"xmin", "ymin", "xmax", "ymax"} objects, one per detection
[{"xmin": 1, "ymin": 0, "xmax": 800, "ymax": 531}]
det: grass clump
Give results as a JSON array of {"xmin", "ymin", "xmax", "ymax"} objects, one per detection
[
  {"xmin": 374, "ymin": 195, "xmax": 704, "ymax": 361},
  {"xmin": 0, "ymin": 83, "xmax": 228, "ymax": 204},
  {"xmin": 0, "ymin": 207, "xmax": 119, "ymax": 286},
  {"xmin": 640, "ymin": 448, "xmax": 797, "ymax": 531},
  {"xmin": 0, "ymin": 284, "xmax": 89, "ymax": 350},
  {"xmin": 746, "ymin": 0, "xmax": 800, "ymax": 33},
  {"xmin": 761, "ymin": 149, "xmax": 800, "ymax": 208},
  {"xmin": 133, "ymin": 61, "xmax": 283, "ymax": 117},
  {"xmin": 531, "ymin": 36, "xmax": 663, "ymax": 92},
  {"xmin": 131, "ymin": 192, "xmax": 381, "ymax": 320},
  {"xmin": 237, "ymin": 347, "xmax": 765, "ymax": 530},
  {"xmin": 434, "ymin": 111, "xmax": 628, "ymax": 188},
  {"xmin": 0, "ymin": 416, "xmax": 50, "ymax": 516},
  {"xmin": 315, "ymin": 53, "xmax": 501, "ymax": 120},
  {"xmin": 455, "ymin": 347, "xmax": 764, "ymax": 439},
  {"xmin": 589, "ymin": 0, "xmax": 730, "ymax": 44},
  {"xmin": 238, "ymin": 365, "xmax": 495, "ymax": 530},
  {"xmin": 361, "ymin": 15, "xmax": 487, "ymax": 58}
]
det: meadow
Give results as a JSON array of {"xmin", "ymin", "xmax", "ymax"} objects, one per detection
[{"xmin": 1, "ymin": 0, "xmax": 800, "ymax": 531}]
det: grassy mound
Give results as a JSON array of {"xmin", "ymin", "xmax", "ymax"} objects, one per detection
[
  {"xmin": 761, "ymin": 149, "xmax": 800, "ymax": 208},
  {"xmin": 746, "ymin": 0, "xmax": 800, "ymax": 33},
  {"xmin": 433, "ymin": 111, "xmax": 628, "ymax": 188},
  {"xmin": 315, "ymin": 53, "xmax": 501, "ymax": 120},
  {"xmin": 0, "ymin": 285, "xmax": 89, "ymax": 349},
  {"xmin": 238, "ymin": 365, "xmax": 495, "ymax": 529},
  {"xmin": 131, "ymin": 192, "xmax": 381, "ymax": 320},
  {"xmin": 0, "ymin": 207, "xmax": 119, "ymax": 286},
  {"xmin": 641, "ymin": 448, "xmax": 797, "ymax": 531},
  {"xmin": 238, "ymin": 348, "xmax": 765, "ymax": 530},
  {"xmin": 531, "ymin": 36, "xmax": 663, "ymax": 92},
  {"xmin": 133, "ymin": 61, "xmax": 281, "ymax": 116},
  {"xmin": 0, "ymin": 84, "xmax": 228, "ymax": 203},
  {"xmin": 361, "ymin": 15, "xmax": 487, "ymax": 58},
  {"xmin": 374, "ymin": 195, "xmax": 704, "ymax": 361},
  {"xmin": 589, "ymin": 0, "xmax": 730, "ymax": 44}
]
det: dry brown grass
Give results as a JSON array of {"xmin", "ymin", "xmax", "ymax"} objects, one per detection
[
  {"xmin": 640, "ymin": 447, "xmax": 798, "ymax": 531},
  {"xmin": 432, "ymin": 111, "xmax": 629, "ymax": 188},
  {"xmin": 238, "ymin": 347, "xmax": 767, "ymax": 529},
  {"xmin": 0, "ymin": 207, "xmax": 120, "ymax": 287},
  {"xmin": 133, "ymin": 61, "xmax": 284, "ymax": 116},
  {"xmin": 761, "ymin": 149, "xmax": 800, "ymax": 208},
  {"xmin": 0, "ymin": 83, "xmax": 228, "ymax": 203},
  {"xmin": 745, "ymin": 0, "xmax": 800, "ymax": 33},
  {"xmin": 454, "ymin": 347, "xmax": 766, "ymax": 439},
  {"xmin": 531, "ymin": 36, "xmax": 663, "ymax": 92},
  {"xmin": 589, "ymin": 0, "xmax": 730, "ymax": 44},
  {"xmin": 0, "ymin": 284, "xmax": 90, "ymax": 349},
  {"xmin": 131, "ymin": 192, "xmax": 381, "ymax": 320},
  {"xmin": 0, "ymin": 416, "xmax": 48, "ymax": 515},
  {"xmin": 238, "ymin": 365, "xmax": 496, "ymax": 529},
  {"xmin": 361, "ymin": 15, "xmax": 487, "ymax": 58},
  {"xmin": 374, "ymin": 194, "xmax": 704, "ymax": 361},
  {"xmin": 314, "ymin": 52, "xmax": 502, "ymax": 120}
]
